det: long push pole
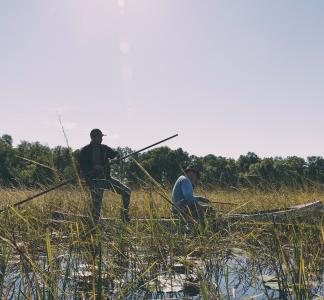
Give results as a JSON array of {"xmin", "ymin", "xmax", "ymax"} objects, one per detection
[
  {"xmin": 1, "ymin": 134, "xmax": 178, "ymax": 212},
  {"xmin": 0, "ymin": 180, "xmax": 71, "ymax": 213},
  {"xmin": 116, "ymin": 134, "xmax": 178, "ymax": 161}
]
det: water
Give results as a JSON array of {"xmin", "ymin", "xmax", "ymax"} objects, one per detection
[
  {"xmin": 0, "ymin": 219, "xmax": 323, "ymax": 300},
  {"xmin": 1, "ymin": 242, "xmax": 323, "ymax": 299}
]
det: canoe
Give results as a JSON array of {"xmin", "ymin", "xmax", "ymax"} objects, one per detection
[
  {"xmin": 50, "ymin": 200, "xmax": 323, "ymax": 225},
  {"xmin": 226, "ymin": 200, "xmax": 323, "ymax": 222}
]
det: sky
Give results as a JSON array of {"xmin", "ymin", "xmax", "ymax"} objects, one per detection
[{"xmin": 1, "ymin": 0, "xmax": 324, "ymax": 158}]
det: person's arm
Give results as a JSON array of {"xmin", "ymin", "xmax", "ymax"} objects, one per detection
[
  {"xmin": 181, "ymin": 178, "xmax": 196, "ymax": 206},
  {"xmin": 104, "ymin": 146, "xmax": 120, "ymax": 159}
]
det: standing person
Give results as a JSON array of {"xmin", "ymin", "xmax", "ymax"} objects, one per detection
[
  {"xmin": 79, "ymin": 129, "xmax": 131, "ymax": 223},
  {"xmin": 171, "ymin": 165, "xmax": 210, "ymax": 221}
]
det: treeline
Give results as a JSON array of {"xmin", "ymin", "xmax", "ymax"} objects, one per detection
[{"xmin": 1, "ymin": 134, "xmax": 324, "ymax": 190}]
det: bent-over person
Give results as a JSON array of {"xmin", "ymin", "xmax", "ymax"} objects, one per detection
[
  {"xmin": 79, "ymin": 129, "xmax": 131, "ymax": 223},
  {"xmin": 171, "ymin": 165, "xmax": 210, "ymax": 222}
]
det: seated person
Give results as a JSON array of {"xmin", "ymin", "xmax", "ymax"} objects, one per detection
[{"xmin": 171, "ymin": 165, "xmax": 209, "ymax": 220}]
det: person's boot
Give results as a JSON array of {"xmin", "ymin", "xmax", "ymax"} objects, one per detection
[
  {"xmin": 121, "ymin": 194, "xmax": 131, "ymax": 223},
  {"xmin": 121, "ymin": 208, "xmax": 131, "ymax": 223}
]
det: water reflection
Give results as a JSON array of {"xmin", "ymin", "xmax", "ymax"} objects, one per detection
[{"xmin": 0, "ymin": 231, "xmax": 323, "ymax": 299}]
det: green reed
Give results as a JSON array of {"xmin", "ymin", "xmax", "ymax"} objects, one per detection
[{"xmin": 0, "ymin": 181, "xmax": 322, "ymax": 299}]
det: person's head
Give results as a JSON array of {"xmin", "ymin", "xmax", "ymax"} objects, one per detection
[
  {"xmin": 90, "ymin": 129, "xmax": 106, "ymax": 145},
  {"xmin": 184, "ymin": 164, "xmax": 200, "ymax": 185}
]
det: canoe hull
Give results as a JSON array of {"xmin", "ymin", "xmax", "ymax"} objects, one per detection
[
  {"xmin": 226, "ymin": 200, "xmax": 323, "ymax": 222},
  {"xmin": 50, "ymin": 201, "xmax": 323, "ymax": 226}
]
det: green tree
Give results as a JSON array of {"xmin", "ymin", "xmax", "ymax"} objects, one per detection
[
  {"xmin": 306, "ymin": 156, "xmax": 324, "ymax": 183},
  {"xmin": 0, "ymin": 139, "xmax": 16, "ymax": 186},
  {"xmin": 16, "ymin": 141, "xmax": 56, "ymax": 185},
  {"xmin": 201, "ymin": 155, "xmax": 238, "ymax": 188},
  {"xmin": 1, "ymin": 134, "xmax": 13, "ymax": 147}
]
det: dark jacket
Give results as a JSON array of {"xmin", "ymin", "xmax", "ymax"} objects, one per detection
[{"xmin": 79, "ymin": 143, "xmax": 119, "ymax": 182}]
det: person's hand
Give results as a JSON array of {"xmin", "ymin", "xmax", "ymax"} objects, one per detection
[
  {"xmin": 198, "ymin": 197, "xmax": 210, "ymax": 203},
  {"xmin": 111, "ymin": 156, "xmax": 121, "ymax": 163}
]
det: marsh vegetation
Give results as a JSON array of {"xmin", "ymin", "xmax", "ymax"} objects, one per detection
[{"xmin": 0, "ymin": 187, "xmax": 322, "ymax": 299}]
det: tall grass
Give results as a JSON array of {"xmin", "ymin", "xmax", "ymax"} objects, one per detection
[{"xmin": 0, "ymin": 185, "xmax": 322, "ymax": 299}]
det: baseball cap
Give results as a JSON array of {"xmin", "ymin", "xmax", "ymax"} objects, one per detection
[
  {"xmin": 90, "ymin": 128, "xmax": 106, "ymax": 138},
  {"xmin": 185, "ymin": 164, "xmax": 201, "ymax": 178}
]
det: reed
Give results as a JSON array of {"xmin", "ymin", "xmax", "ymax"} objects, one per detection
[{"xmin": 0, "ymin": 184, "xmax": 322, "ymax": 299}]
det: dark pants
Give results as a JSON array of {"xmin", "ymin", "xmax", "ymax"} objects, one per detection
[
  {"xmin": 173, "ymin": 197, "xmax": 211, "ymax": 224},
  {"xmin": 89, "ymin": 177, "xmax": 131, "ymax": 224}
]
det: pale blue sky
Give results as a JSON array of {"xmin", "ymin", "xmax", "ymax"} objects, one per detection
[{"xmin": 1, "ymin": 0, "xmax": 324, "ymax": 158}]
